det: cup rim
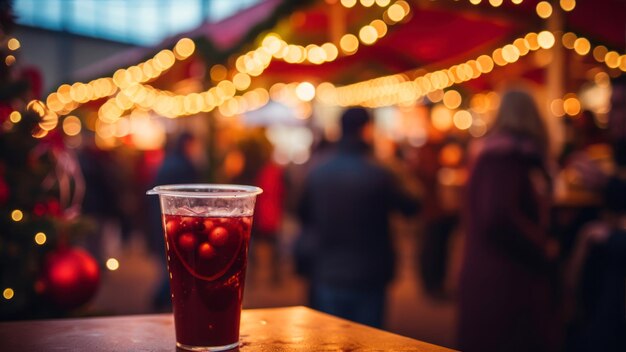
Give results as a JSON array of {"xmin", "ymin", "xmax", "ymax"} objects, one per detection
[{"xmin": 146, "ymin": 184, "xmax": 263, "ymax": 198}]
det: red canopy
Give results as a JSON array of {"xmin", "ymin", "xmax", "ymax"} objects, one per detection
[{"xmin": 256, "ymin": 0, "xmax": 625, "ymax": 89}]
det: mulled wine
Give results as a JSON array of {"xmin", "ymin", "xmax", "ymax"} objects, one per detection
[{"xmin": 163, "ymin": 213, "xmax": 252, "ymax": 349}]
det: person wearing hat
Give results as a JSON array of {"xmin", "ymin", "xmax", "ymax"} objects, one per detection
[{"xmin": 297, "ymin": 107, "xmax": 419, "ymax": 328}]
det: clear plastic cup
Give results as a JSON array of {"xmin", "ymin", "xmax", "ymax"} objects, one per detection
[{"xmin": 147, "ymin": 184, "xmax": 262, "ymax": 351}]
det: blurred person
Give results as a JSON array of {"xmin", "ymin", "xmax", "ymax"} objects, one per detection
[
  {"xmin": 297, "ymin": 107, "xmax": 419, "ymax": 328},
  {"xmin": 408, "ymin": 138, "xmax": 461, "ymax": 300},
  {"xmin": 560, "ymin": 110, "xmax": 609, "ymax": 165},
  {"xmin": 235, "ymin": 129, "xmax": 286, "ymax": 286},
  {"xmin": 77, "ymin": 130, "xmax": 126, "ymax": 263},
  {"xmin": 566, "ymin": 75, "xmax": 626, "ymax": 352},
  {"xmin": 148, "ymin": 132, "xmax": 203, "ymax": 311},
  {"xmin": 458, "ymin": 89, "xmax": 563, "ymax": 352}
]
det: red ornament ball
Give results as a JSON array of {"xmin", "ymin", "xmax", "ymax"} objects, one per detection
[{"xmin": 40, "ymin": 247, "xmax": 100, "ymax": 310}]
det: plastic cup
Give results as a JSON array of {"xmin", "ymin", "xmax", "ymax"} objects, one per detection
[{"xmin": 147, "ymin": 184, "xmax": 262, "ymax": 351}]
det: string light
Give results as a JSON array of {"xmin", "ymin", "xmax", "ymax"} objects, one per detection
[
  {"xmin": 453, "ymin": 110, "xmax": 473, "ymax": 130},
  {"xmin": 3, "ymin": 288, "xmax": 14, "ymax": 300},
  {"xmin": 9, "ymin": 111, "xmax": 21, "ymax": 123},
  {"xmin": 563, "ymin": 94, "xmax": 581, "ymax": 116},
  {"xmin": 40, "ymin": 0, "xmax": 622, "ymax": 124},
  {"xmin": 5, "ymin": 55, "xmax": 16, "ymax": 66},
  {"xmin": 295, "ymin": 82, "xmax": 316, "ymax": 101},
  {"xmin": 106, "ymin": 258, "xmax": 120, "ymax": 271},
  {"xmin": 329, "ymin": 31, "xmax": 563, "ymax": 108},
  {"xmin": 340, "ymin": 34, "xmax": 359, "ymax": 54},
  {"xmin": 7, "ymin": 38, "xmax": 20, "ymax": 51},
  {"xmin": 42, "ymin": 0, "xmax": 409, "ymax": 122},
  {"xmin": 560, "ymin": 0, "xmax": 576, "ymax": 12},
  {"xmin": 34, "ymin": 232, "xmax": 47, "ymax": 245},
  {"xmin": 62, "ymin": 116, "xmax": 82, "ymax": 136},
  {"xmin": 536, "ymin": 2, "xmax": 553, "ymax": 19},
  {"xmin": 443, "ymin": 90, "xmax": 462, "ymax": 109},
  {"xmin": 11, "ymin": 209, "xmax": 23, "ymax": 222}
]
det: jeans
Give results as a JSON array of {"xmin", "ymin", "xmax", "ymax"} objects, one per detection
[{"xmin": 311, "ymin": 284, "xmax": 386, "ymax": 328}]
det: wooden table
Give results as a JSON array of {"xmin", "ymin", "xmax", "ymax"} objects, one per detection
[{"xmin": 0, "ymin": 306, "xmax": 454, "ymax": 351}]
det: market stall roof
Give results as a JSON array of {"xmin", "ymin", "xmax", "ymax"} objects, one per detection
[
  {"xmin": 256, "ymin": 0, "xmax": 625, "ymax": 86},
  {"xmin": 73, "ymin": 0, "xmax": 626, "ymax": 88}
]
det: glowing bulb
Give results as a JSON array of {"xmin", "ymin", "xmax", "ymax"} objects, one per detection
[
  {"xmin": 11, "ymin": 209, "xmax": 23, "ymax": 222},
  {"xmin": 370, "ymin": 19, "xmax": 388, "ymax": 38},
  {"xmin": 375, "ymin": 0, "xmax": 391, "ymax": 6},
  {"xmin": 453, "ymin": 110, "xmax": 473, "ymax": 130},
  {"xmin": 469, "ymin": 0, "xmax": 482, "ymax": 5},
  {"xmin": 233, "ymin": 73, "xmax": 251, "ymax": 91},
  {"xmin": 321, "ymin": 43, "xmax": 339, "ymax": 62},
  {"xmin": 5, "ymin": 55, "xmax": 15, "ymax": 66},
  {"xmin": 387, "ymin": 4, "xmax": 406, "ymax": 22},
  {"xmin": 174, "ymin": 38, "xmax": 195, "ymax": 60},
  {"xmin": 525, "ymin": 32, "xmax": 540, "ymax": 50},
  {"xmin": 62, "ymin": 115, "xmax": 82, "ymax": 136},
  {"xmin": 284, "ymin": 45, "xmax": 304, "ymax": 63},
  {"xmin": 593, "ymin": 46, "xmax": 608, "ymax": 62},
  {"xmin": 605, "ymin": 51, "xmax": 620, "ymax": 69},
  {"xmin": 217, "ymin": 80, "xmax": 236, "ymax": 99},
  {"xmin": 360, "ymin": 0, "xmax": 375, "ymax": 6},
  {"xmin": 489, "ymin": 0, "xmax": 503, "ymax": 7},
  {"xmin": 502, "ymin": 44, "xmax": 521, "ymax": 63},
  {"xmin": 492, "ymin": 48, "xmax": 507, "ymax": 66},
  {"xmin": 306, "ymin": 45, "xmax": 327, "ymax": 64},
  {"xmin": 443, "ymin": 90, "xmax": 462, "ymax": 109},
  {"xmin": 562, "ymin": 32, "xmax": 577, "ymax": 49},
  {"xmin": 477, "ymin": 55, "xmax": 494, "ymax": 73},
  {"xmin": 262, "ymin": 34, "xmax": 282, "ymax": 54},
  {"xmin": 295, "ymin": 82, "xmax": 316, "ymax": 102},
  {"xmin": 3, "ymin": 288, "xmax": 14, "ymax": 300},
  {"xmin": 154, "ymin": 50, "xmax": 175, "ymax": 70},
  {"xmin": 573, "ymin": 37, "xmax": 591, "ymax": 56},
  {"xmin": 560, "ymin": 0, "xmax": 576, "ymax": 12},
  {"xmin": 106, "ymin": 258, "xmax": 120, "ymax": 271},
  {"xmin": 359, "ymin": 25, "xmax": 378, "ymax": 45},
  {"xmin": 563, "ymin": 97, "xmax": 581, "ymax": 116},
  {"xmin": 7, "ymin": 38, "xmax": 20, "ymax": 51},
  {"xmin": 340, "ymin": 34, "xmax": 359, "ymax": 54},
  {"xmin": 537, "ymin": 31, "xmax": 555, "ymax": 49},
  {"xmin": 9, "ymin": 111, "xmax": 21, "ymax": 123},
  {"xmin": 34, "ymin": 232, "xmax": 47, "ymax": 245},
  {"xmin": 536, "ymin": 2, "xmax": 553, "ymax": 19},
  {"xmin": 512, "ymin": 39, "xmax": 529, "ymax": 57}
]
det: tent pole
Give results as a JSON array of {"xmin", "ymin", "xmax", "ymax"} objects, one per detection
[
  {"xmin": 546, "ymin": 1, "xmax": 565, "ymax": 157},
  {"xmin": 329, "ymin": 0, "xmax": 346, "ymax": 46}
]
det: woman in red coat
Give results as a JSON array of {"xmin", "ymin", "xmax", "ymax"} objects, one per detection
[{"xmin": 458, "ymin": 89, "xmax": 563, "ymax": 352}]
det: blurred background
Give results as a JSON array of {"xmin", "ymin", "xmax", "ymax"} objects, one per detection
[{"xmin": 1, "ymin": 0, "xmax": 625, "ymax": 350}]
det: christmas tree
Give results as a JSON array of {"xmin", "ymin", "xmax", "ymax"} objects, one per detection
[{"xmin": 0, "ymin": 0, "xmax": 99, "ymax": 320}]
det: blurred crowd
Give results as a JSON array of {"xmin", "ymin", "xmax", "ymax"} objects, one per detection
[{"xmin": 74, "ymin": 77, "xmax": 626, "ymax": 352}]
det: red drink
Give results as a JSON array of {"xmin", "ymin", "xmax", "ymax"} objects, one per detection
[{"xmin": 162, "ymin": 213, "xmax": 252, "ymax": 349}]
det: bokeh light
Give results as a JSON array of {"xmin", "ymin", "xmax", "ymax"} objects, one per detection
[{"xmin": 106, "ymin": 258, "xmax": 120, "ymax": 271}]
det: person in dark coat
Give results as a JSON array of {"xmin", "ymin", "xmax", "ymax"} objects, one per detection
[
  {"xmin": 458, "ymin": 89, "xmax": 563, "ymax": 352},
  {"xmin": 297, "ymin": 107, "xmax": 418, "ymax": 328},
  {"xmin": 567, "ymin": 75, "xmax": 626, "ymax": 352}
]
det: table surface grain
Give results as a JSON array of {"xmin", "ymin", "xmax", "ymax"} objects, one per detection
[{"xmin": 0, "ymin": 306, "xmax": 455, "ymax": 351}]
